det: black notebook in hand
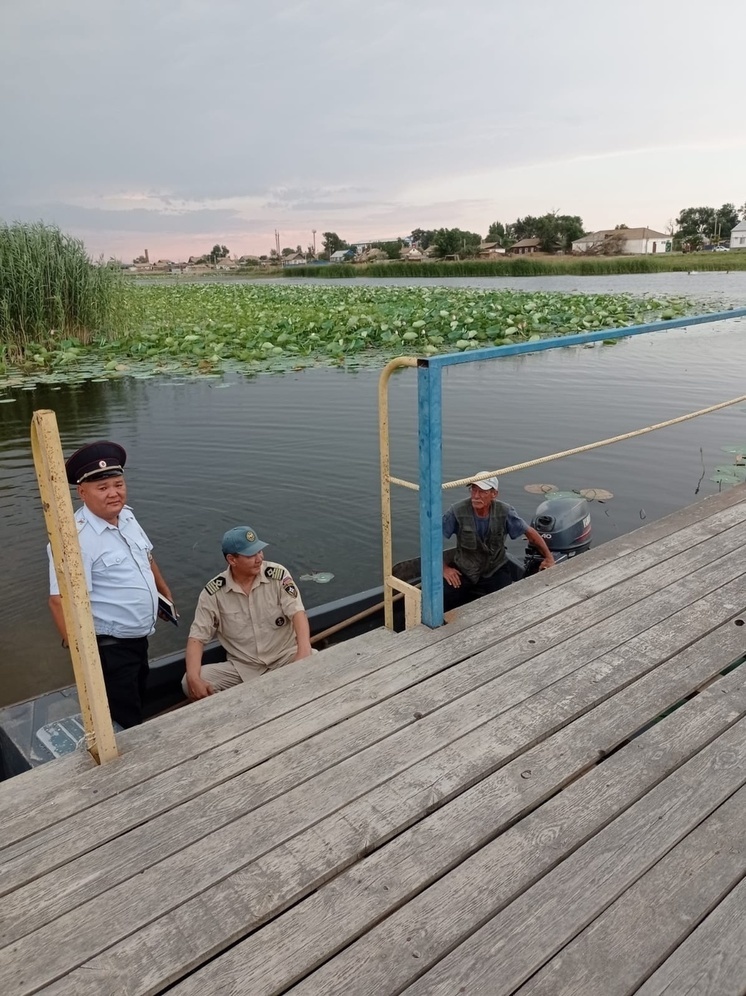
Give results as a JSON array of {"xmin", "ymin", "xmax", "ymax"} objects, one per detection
[{"xmin": 158, "ymin": 594, "xmax": 179, "ymax": 626}]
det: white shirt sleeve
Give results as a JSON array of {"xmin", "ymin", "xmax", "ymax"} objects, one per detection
[{"xmin": 47, "ymin": 542, "xmax": 93, "ymax": 595}]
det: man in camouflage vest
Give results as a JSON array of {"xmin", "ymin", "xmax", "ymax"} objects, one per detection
[{"xmin": 442, "ymin": 474, "xmax": 554, "ymax": 612}]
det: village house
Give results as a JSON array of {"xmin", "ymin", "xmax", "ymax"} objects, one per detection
[
  {"xmin": 330, "ymin": 248, "xmax": 356, "ymax": 263},
  {"xmin": 572, "ymin": 227, "xmax": 671, "ymax": 255},
  {"xmin": 215, "ymin": 257, "xmax": 238, "ymax": 271},
  {"xmin": 729, "ymin": 220, "xmax": 746, "ymax": 250},
  {"xmin": 478, "ymin": 242, "xmax": 507, "ymax": 257},
  {"xmin": 400, "ymin": 245, "xmax": 424, "ymax": 262},
  {"xmin": 508, "ymin": 238, "xmax": 541, "ymax": 255},
  {"xmin": 281, "ymin": 252, "xmax": 307, "ymax": 266}
]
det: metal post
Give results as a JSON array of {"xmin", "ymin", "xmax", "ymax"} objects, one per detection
[
  {"xmin": 417, "ymin": 359, "xmax": 444, "ymax": 627},
  {"xmin": 378, "ymin": 356, "xmax": 418, "ymax": 629}
]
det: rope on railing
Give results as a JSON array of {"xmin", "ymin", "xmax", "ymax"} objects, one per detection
[{"xmin": 389, "ymin": 392, "xmax": 746, "ymax": 493}]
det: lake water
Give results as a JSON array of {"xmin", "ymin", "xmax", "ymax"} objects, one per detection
[{"xmin": 1, "ymin": 272, "xmax": 745, "ymax": 706}]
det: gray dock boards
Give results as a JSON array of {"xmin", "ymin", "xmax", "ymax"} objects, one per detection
[{"xmin": 0, "ymin": 486, "xmax": 745, "ymax": 995}]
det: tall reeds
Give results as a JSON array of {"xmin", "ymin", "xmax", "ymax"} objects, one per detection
[
  {"xmin": 285, "ymin": 253, "xmax": 746, "ymax": 279},
  {"xmin": 0, "ymin": 222, "xmax": 124, "ymax": 352}
]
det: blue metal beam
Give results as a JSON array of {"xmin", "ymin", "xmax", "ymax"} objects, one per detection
[
  {"xmin": 412, "ymin": 307, "xmax": 746, "ymax": 629},
  {"xmin": 417, "ymin": 359, "xmax": 444, "ymax": 627},
  {"xmin": 424, "ymin": 308, "xmax": 746, "ymax": 370}
]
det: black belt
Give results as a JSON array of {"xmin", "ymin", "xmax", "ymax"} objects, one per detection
[{"xmin": 96, "ymin": 635, "xmax": 148, "ymax": 646}]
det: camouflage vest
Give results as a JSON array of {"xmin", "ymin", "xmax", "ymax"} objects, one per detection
[{"xmin": 451, "ymin": 498, "xmax": 508, "ymax": 583}]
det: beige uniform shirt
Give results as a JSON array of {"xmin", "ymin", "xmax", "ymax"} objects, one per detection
[{"xmin": 189, "ymin": 562, "xmax": 306, "ymax": 676}]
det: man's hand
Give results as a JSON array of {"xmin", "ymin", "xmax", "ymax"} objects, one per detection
[
  {"xmin": 525, "ymin": 527, "xmax": 556, "ymax": 572},
  {"xmin": 185, "ymin": 674, "xmax": 213, "ymax": 701},
  {"xmin": 443, "ymin": 565, "xmax": 462, "ymax": 588}
]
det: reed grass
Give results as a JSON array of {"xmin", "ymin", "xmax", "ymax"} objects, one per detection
[
  {"xmin": 285, "ymin": 253, "xmax": 746, "ymax": 279},
  {"xmin": 0, "ymin": 222, "xmax": 125, "ymax": 353}
]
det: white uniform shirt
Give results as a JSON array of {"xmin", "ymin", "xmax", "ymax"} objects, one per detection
[{"xmin": 48, "ymin": 504, "xmax": 158, "ymax": 638}]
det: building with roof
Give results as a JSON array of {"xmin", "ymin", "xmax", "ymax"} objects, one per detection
[
  {"xmin": 572, "ymin": 228, "xmax": 671, "ymax": 255},
  {"xmin": 729, "ymin": 220, "xmax": 746, "ymax": 250},
  {"xmin": 478, "ymin": 242, "xmax": 507, "ymax": 256},
  {"xmin": 330, "ymin": 248, "xmax": 356, "ymax": 263},
  {"xmin": 507, "ymin": 238, "xmax": 541, "ymax": 255}
]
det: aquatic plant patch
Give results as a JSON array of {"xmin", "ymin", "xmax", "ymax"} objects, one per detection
[
  {"xmin": 0, "ymin": 284, "xmax": 694, "ymax": 392},
  {"xmin": 286, "ymin": 254, "xmax": 746, "ymax": 279}
]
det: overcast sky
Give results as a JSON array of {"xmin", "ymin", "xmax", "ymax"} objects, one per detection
[{"xmin": 2, "ymin": 0, "xmax": 744, "ymax": 261}]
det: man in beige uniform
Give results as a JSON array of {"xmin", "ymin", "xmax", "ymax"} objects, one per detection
[{"xmin": 183, "ymin": 526, "xmax": 312, "ymax": 700}]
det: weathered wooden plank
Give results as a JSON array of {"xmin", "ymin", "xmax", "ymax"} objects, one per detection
[
  {"xmin": 2, "ymin": 539, "xmax": 743, "ymax": 950},
  {"xmin": 19, "ymin": 594, "xmax": 746, "ymax": 996},
  {"xmin": 635, "ymin": 874, "xmax": 746, "ymax": 996},
  {"xmin": 194, "ymin": 644, "xmax": 746, "ymax": 996},
  {"xmin": 4, "ymin": 510, "xmax": 745, "ymax": 892},
  {"xmin": 1, "ymin": 489, "xmax": 743, "ymax": 849},
  {"xmin": 515, "ymin": 788, "xmax": 746, "ymax": 996},
  {"xmin": 398, "ymin": 732, "xmax": 746, "ymax": 996}
]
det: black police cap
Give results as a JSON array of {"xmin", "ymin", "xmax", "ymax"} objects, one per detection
[{"xmin": 65, "ymin": 440, "xmax": 127, "ymax": 485}]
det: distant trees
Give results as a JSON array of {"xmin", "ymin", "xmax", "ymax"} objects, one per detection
[
  {"xmin": 411, "ymin": 228, "xmax": 436, "ymax": 249},
  {"xmin": 485, "ymin": 221, "xmax": 512, "ymax": 247},
  {"xmin": 676, "ymin": 204, "xmax": 739, "ymax": 244},
  {"xmin": 506, "ymin": 213, "xmax": 584, "ymax": 253},
  {"xmin": 322, "ymin": 232, "xmax": 349, "ymax": 255},
  {"xmin": 372, "ymin": 239, "xmax": 405, "ymax": 260},
  {"xmin": 208, "ymin": 244, "xmax": 229, "ymax": 263},
  {"xmin": 431, "ymin": 228, "xmax": 481, "ymax": 257}
]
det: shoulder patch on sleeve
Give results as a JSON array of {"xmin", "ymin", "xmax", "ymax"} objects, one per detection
[
  {"xmin": 204, "ymin": 574, "xmax": 226, "ymax": 595},
  {"xmin": 282, "ymin": 575, "xmax": 298, "ymax": 598},
  {"xmin": 264, "ymin": 565, "xmax": 286, "ymax": 581}
]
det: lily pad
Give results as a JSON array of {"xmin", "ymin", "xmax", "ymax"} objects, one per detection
[
  {"xmin": 714, "ymin": 464, "xmax": 746, "ymax": 480},
  {"xmin": 710, "ymin": 472, "xmax": 741, "ymax": 485},
  {"xmin": 578, "ymin": 488, "xmax": 614, "ymax": 501},
  {"xmin": 299, "ymin": 571, "xmax": 336, "ymax": 584},
  {"xmin": 523, "ymin": 483, "xmax": 558, "ymax": 495}
]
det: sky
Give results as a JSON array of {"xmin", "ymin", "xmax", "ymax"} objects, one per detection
[{"xmin": 2, "ymin": 0, "xmax": 744, "ymax": 262}]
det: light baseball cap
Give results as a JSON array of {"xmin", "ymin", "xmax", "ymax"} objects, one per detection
[{"xmin": 470, "ymin": 474, "xmax": 499, "ymax": 491}]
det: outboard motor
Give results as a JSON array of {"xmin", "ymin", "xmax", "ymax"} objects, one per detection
[{"xmin": 524, "ymin": 494, "xmax": 592, "ymax": 576}]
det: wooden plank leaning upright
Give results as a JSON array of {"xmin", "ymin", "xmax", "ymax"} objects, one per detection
[{"xmin": 31, "ymin": 409, "xmax": 118, "ymax": 765}]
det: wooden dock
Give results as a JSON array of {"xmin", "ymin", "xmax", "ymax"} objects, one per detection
[{"xmin": 1, "ymin": 486, "xmax": 746, "ymax": 996}]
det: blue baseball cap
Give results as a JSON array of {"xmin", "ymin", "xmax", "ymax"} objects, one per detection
[{"xmin": 221, "ymin": 526, "xmax": 268, "ymax": 557}]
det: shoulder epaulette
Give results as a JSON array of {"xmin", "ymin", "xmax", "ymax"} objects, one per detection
[
  {"xmin": 264, "ymin": 565, "xmax": 286, "ymax": 581},
  {"xmin": 204, "ymin": 574, "xmax": 227, "ymax": 595}
]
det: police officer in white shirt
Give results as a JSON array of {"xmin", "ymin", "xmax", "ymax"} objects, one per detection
[{"xmin": 47, "ymin": 440, "xmax": 175, "ymax": 728}]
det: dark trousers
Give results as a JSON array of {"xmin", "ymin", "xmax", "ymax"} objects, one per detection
[
  {"xmin": 443, "ymin": 560, "xmax": 515, "ymax": 613},
  {"xmin": 96, "ymin": 636, "xmax": 149, "ymax": 729}
]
